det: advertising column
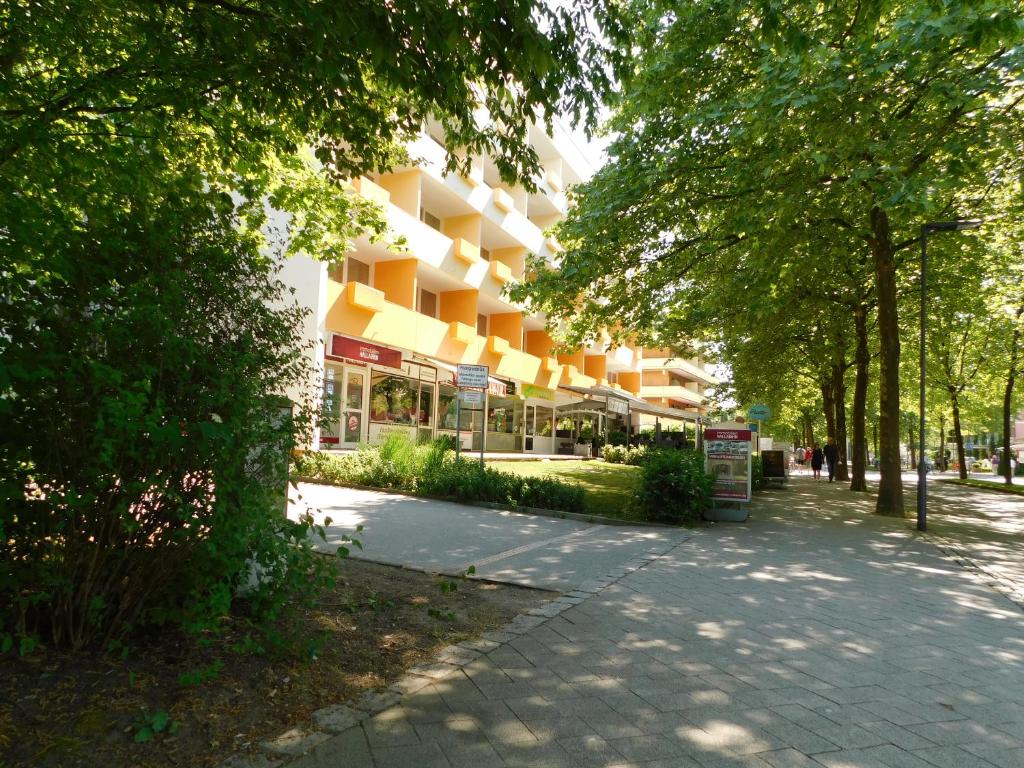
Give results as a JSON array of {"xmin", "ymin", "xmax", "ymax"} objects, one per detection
[{"xmin": 704, "ymin": 425, "xmax": 752, "ymax": 503}]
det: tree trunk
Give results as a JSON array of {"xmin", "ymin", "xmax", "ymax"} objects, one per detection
[
  {"xmin": 872, "ymin": 422, "xmax": 878, "ymax": 462},
  {"xmin": 951, "ymin": 390, "xmax": 967, "ymax": 480},
  {"xmin": 870, "ymin": 207, "xmax": 904, "ymax": 516},
  {"xmin": 850, "ymin": 306, "xmax": 869, "ymax": 490},
  {"xmin": 833, "ymin": 363, "xmax": 850, "ymax": 481},
  {"xmin": 821, "ymin": 380, "xmax": 836, "ymax": 442},
  {"xmin": 939, "ymin": 413, "xmax": 946, "ymax": 471},
  {"xmin": 1002, "ymin": 308, "xmax": 1022, "ymax": 484},
  {"xmin": 908, "ymin": 424, "xmax": 916, "ymax": 469}
]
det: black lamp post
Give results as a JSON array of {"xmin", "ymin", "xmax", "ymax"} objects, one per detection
[{"xmin": 918, "ymin": 219, "xmax": 981, "ymax": 532}]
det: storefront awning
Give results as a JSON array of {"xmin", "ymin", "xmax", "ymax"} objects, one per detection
[{"xmin": 561, "ymin": 384, "xmax": 698, "ymax": 422}]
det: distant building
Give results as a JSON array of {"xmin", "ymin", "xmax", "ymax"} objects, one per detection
[{"xmin": 281, "ymin": 121, "xmax": 717, "ymax": 453}]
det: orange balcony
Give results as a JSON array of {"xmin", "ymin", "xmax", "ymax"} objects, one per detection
[
  {"xmin": 346, "ymin": 281, "xmax": 385, "ymax": 313},
  {"xmin": 490, "ymin": 260, "xmax": 513, "ymax": 284},
  {"xmin": 493, "ymin": 188, "xmax": 515, "ymax": 213},
  {"xmin": 453, "ymin": 238, "xmax": 482, "ymax": 265}
]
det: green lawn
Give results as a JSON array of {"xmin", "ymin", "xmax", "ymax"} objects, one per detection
[{"xmin": 486, "ymin": 460, "xmax": 641, "ymax": 520}]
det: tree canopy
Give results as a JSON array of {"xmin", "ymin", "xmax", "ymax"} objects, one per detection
[
  {"xmin": 514, "ymin": 0, "xmax": 1024, "ymax": 513},
  {"xmin": 0, "ymin": 0, "xmax": 614, "ymax": 647}
]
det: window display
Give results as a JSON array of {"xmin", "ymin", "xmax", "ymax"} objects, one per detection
[{"xmin": 370, "ymin": 373, "xmax": 416, "ymax": 424}]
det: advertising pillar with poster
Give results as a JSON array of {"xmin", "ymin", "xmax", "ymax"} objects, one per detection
[{"xmin": 704, "ymin": 424, "xmax": 752, "ymax": 510}]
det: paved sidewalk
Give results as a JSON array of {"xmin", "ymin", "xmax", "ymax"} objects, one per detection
[
  {"xmin": 290, "ymin": 483, "xmax": 690, "ymax": 591},
  {"xmin": 274, "ymin": 478, "xmax": 1024, "ymax": 768}
]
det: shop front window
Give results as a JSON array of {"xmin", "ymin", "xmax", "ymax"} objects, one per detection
[
  {"xmin": 370, "ymin": 373, "xmax": 416, "ymax": 424},
  {"xmin": 535, "ymin": 407, "xmax": 553, "ymax": 437},
  {"xmin": 486, "ymin": 395, "xmax": 523, "ymax": 451},
  {"xmin": 417, "ymin": 383, "xmax": 434, "ymax": 427},
  {"xmin": 438, "ymin": 384, "xmax": 478, "ymax": 431},
  {"xmin": 320, "ymin": 367, "xmax": 342, "ymax": 444}
]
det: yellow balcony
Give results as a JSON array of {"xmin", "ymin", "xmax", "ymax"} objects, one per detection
[
  {"xmin": 546, "ymin": 170, "xmax": 563, "ymax": 193},
  {"xmin": 541, "ymin": 356, "xmax": 559, "ymax": 372},
  {"xmin": 453, "ymin": 238, "xmax": 481, "ymax": 265},
  {"xmin": 492, "ymin": 188, "xmax": 515, "ymax": 213},
  {"xmin": 351, "ymin": 176, "xmax": 391, "ymax": 206},
  {"xmin": 639, "ymin": 385, "xmax": 704, "ymax": 405},
  {"xmin": 545, "ymin": 235, "xmax": 564, "ymax": 253},
  {"xmin": 490, "ymin": 260, "xmax": 513, "ymax": 284},
  {"xmin": 346, "ymin": 281, "xmax": 385, "ymax": 313},
  {"xmin": 487, "ymin": 335, "xmax": 511, "ymax": 356},
  {"xmin": 448, "ymin": 321, "xmax": 476, "ymax": 345}
]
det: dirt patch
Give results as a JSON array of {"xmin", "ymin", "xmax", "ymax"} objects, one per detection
[{"xmin": 0, "ymin": 558, "xmax": 548, "ymax": 768}]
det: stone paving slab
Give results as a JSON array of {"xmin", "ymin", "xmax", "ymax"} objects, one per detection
[
  {"xmin": 231, "ymin": 476, "xmax": 1024, "ymax": 768},
  {"xmin": 290, "ymin": 482, "xmax": 690, "ymax": 590}
]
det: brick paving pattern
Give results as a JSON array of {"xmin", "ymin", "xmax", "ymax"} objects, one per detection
[{"xmin": 262, "ymin": 479, "xmax": 1024, "ymax": 768}]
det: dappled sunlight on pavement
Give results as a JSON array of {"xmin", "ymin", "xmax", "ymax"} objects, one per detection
[
  {"xmin": 288, "ymin": 482, "xmax": 691, "ymax": 591},
  {"xmin": 279, "ymin": 475, "xmax": 1024, "ymax": 768}
]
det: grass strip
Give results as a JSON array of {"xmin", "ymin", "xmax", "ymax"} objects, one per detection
[{"xmin": 938, "ymin": 478, "xmax": 1024, "ymax": 496}]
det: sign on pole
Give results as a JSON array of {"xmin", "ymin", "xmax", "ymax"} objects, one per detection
[
  {"xmin": 746, "ymin": 404, "xmax": 772, "ymax": 422},
  {"xmin": 705, "ymin": 427, "xmax": 752, "ymax": 503},
  {"xmin": 456, "ymin": 364, "xmax": 488, "ymax": 466},
  {"xmin": 459, "ymin": 390, "xmax": 483, "ymax": 405},
  {"xmin": 456, "ymin": 364, "xmax": 489, "ymax": 389},
  {"xmin": 606, "ymin": 397, "xmax": 628, "ymax": 416}
]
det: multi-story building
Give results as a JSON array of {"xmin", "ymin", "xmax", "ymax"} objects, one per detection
[{"xmin": 281, "ymin": 120, "xmax": 717, "ymax": 454}]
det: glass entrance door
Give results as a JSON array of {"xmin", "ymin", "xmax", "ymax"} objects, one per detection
[{"xmin": 341, "ymin": 369, "xmax": 366, "ymax": 447}]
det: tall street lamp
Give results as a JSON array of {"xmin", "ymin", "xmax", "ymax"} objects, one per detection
[{"xmin": 918, "ymin": 218, "xmax": 982, "ymax": 532}]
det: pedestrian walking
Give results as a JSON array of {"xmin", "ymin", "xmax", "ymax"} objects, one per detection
[
  {"xmin": 811, "ymin": 443, "xmax": 824, "ymax": 480},
  {"xmin": 823, "ymin": 437, "xmax": 839, "ymax": 482}
]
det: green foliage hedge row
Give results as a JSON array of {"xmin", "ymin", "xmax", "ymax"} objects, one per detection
[
  {"xmin": 750, "ymin": 455, "xmax": 766, "ymax": 491},
  {"xmin": 601, "ymin": 445, "xmax": 648, "ymax": 465},
  {"xmin": 293, "ymin": 435, "xmax": 586, "ymax": 513},
  {"xmin": 634, "ymin": 449, "xmax": 714, "ymax": 524}
]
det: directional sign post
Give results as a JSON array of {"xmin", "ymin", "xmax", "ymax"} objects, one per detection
[
  {"xmin": 456, "ymin": 364, "xmax": 489, "ymax": 464},
  {"xmin": 746, "ymin": 405, "xmax": 772, "ymax": 455}
]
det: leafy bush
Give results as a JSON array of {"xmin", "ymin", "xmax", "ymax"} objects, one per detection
[
  {"xmin": 295, "ymin": 435, "xmax": 585, "ymax": 514},
  {"xmin": 1, "ymin": 188, "xmax": 331, "ymax": 650},
  {"xmin": 623, "ymin": 445, "xmax": 648, "ymax": 466},
  {"xmin": 603, "ymin": 444, "xmax": 648, "ymax": 465},
  {"xmin": 634, "ymin": 449, "xmax": 713, "ymax": 524},
  {"xmin": 602, "ymin": 445, "xmax": 626, "ymax": 463},
  {"xmin": 751, "ymin": 455, "xmax": 765, "ymax": 491}
]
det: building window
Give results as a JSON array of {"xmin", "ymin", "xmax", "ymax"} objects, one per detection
[
  {"xmin": 419, "ymin": 207, "xmax": 441, "ymax": 231},
  {"xmin": 320, "ymin": 366, "xmax": 342, "ymax": 444},
  {"xmin": 477, "ymin": 314, "xmax": 488, "ymax": 336},
  {"xmin": 370, "ymin": 373, "xmax": 417, "ymax": 425},
  {"xmin": 417, "ymin": 288, "xmax": 437, "ymax": 318},
  {"xmin": 480, "ymin": 247, "xmax": 491, "ymax": 262},
  {"xmin": 438, "ymin": 384, "xmax": 479, "ymax": 431},
  {"xmin": 346, "ymin": 256, "xmax": 370, "ymax": 285}
]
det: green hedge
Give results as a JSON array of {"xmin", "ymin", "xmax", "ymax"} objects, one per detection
[
  {"xmin": 634, "ymin": 449, "xmax": 714, "ymax": 524},
  {"xmin": 750, "ymin": 454, "xmax": 765, "ymax": 491},
  {"xmin": 293, "ymin": 435, "xmax": 585, "ymax": 513},
  {"xmin": 602, "ymin": 445, "xmax": 648, "ymax": 465}
]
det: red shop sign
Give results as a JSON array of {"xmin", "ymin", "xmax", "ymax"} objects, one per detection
[
  {"xmin": 330, "ymin": 336, "xmax": 403, "ymax": 368},
  {"xmin": 704, "ymin": 429, "xmax": 752, "ymax": 441}
]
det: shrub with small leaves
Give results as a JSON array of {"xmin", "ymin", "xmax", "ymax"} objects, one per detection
[{"xmin": 634, "ymin": 449, "xmax": 713, "ymax": 524}]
